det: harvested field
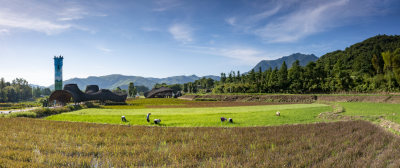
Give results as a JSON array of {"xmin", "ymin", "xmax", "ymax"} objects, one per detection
[{"xmin": 0, "ymin": 118, "xmax": 399, "ymax": 167}]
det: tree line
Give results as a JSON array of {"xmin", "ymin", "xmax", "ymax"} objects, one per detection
[
  {"xmin": 180, "ymin": 35, "xmax": 400, "ymax": 94},
  {"xmin": 0, "ymin": 78, "xmax": 51, "ymax": 102},
  {"xmin": 177, "ymin": 49, "xmax": 400, "ymax": 94}
]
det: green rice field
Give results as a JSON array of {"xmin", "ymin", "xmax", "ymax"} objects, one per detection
[
  {"xmin": 46, "ymin": 104, "xmax": 331, "ymax": 127},
  {"xmin": 340, "ymin": 102, "xmax": 400, "ymax": 123}
]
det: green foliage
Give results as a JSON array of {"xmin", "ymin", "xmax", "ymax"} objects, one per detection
[
  {"xmin": 0, "ymin": 101, "xmax": 40, "ymax": 110},
  {"xmin": 194, "ymin": 98, "xmax": 218, "ymax": 101},
  {"xmin": 0, "ymin": 77, "xmax": 46, "ymax": 102},
  {"xmin": 31, "ymin": 105, "xmax": 82, "ymax": 118},
  {"xmin": 340, "ymin": 102, "xmax": 400, "ymax": 124},
  {"xmin": 128, "ymin": 82, "xmax": 137, "ymax": 97},
  {"xmin": 191, "ymin": 35, "xmax": 400, "ymax": 94},
  {"xmin": 7, "ymin": 111, "xmax": 37, "ymax": 118}
]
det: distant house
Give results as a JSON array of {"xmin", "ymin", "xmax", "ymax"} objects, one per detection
[{"xmin": 144, "ymin": 87, "xmax": 174, "ymax": 98}]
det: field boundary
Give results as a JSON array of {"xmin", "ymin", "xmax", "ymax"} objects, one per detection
[{"xmin": 180, "ymin": 94, "xmax": 400, "ymax": 103}]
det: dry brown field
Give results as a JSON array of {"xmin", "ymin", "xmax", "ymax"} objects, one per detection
[{"xmin": 0, "ymin": 118, "xmax": 399, "ymax": 167}]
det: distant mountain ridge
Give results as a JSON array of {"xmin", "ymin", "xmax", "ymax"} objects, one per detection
[
  {"xmin": 251, "ymin": 53, "xmax": 318, "ymax": 72},
  {"xmin": 49, "ymin": 74, "xmax": 220, "ymax": 90}
]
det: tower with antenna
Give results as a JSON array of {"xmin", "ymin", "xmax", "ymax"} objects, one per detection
[{"xmin": 54, "ymin": 55, "xmax": 63, "ymax": 90}]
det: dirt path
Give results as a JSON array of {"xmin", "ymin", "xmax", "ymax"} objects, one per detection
[
  {"xmin": 379, "ymin": 119, "xmax": 400, "ymax": 134},
  {"xmin": 0, "ymin": 107, "xmax": 39, "ymax": 114}
]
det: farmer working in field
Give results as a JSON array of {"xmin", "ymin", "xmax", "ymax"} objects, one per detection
[{"xmin": 146, "ymin": 113, "xmax": 151, "ymax": 122}]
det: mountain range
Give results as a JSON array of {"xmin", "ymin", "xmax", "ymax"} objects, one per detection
[
  {"xmin": 250, "ymin": 53, "xmax": 318, "ymax": 72},
  {"xmin": 45, "ymin": 53, "xmax": 319, "ymax": 90},
  {"xmin": 49, "ymin": 74, "xmax": 220, "ymax": 90}
]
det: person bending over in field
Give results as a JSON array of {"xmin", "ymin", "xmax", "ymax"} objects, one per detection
[
  {"xmin": 154, "ymin": 119, "xmax": 161, "ymax": 124},
  {"xmin": 121, "ymin": 116, "xmax": 127, "ymax": 122},
  {"xmin": 221, "ymin": 117, "xmax": 226, "ymax": 122},
  {"xmin": 228, "ymin": 118, "xmax": 233, "ymax": 123},
  {"xmin": 146, "ymin": 113, "xmax": 151, "ymax": 122}
]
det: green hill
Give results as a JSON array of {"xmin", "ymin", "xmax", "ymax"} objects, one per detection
[
  {"xmin": 317, "ymin": 34, "xmax": 400, "ymax": 75},
  {"xmin": 251, "ymin": 53, "xmax": 318, "ymax": 72}
]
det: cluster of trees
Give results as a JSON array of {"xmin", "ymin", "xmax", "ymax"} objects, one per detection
[
  {"xmin": 183, "ymin": 78, "xmax": 214, "ymax": 93},
  {"xmin": 0, "ymin": 78, "xmax": 51, "ymax": 102},
  {"xmin": 151, "ymin": 77, "xmax": 215, "ymax": 95},
  {"xmin": 128, "ymin": 82, "xmax": 137, "ymax": 97},
  {"xmin": 32, "ymin": 87, "xmax": 52, "ymax": 98},
  {"xmin": 213, "ymin": 50, "xmax": 400, "ymax": 94},
  {"xmin": 115, "ymin": 82, "xmax": 150, "ymax": 97}
]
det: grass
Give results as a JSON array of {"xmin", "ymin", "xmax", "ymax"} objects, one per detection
[
  {"xmin": 0, "ymin": 118, "xmax": 399, "ymax": 167},
  {"xmin": 0, "ymin": 101, "xmax": 40, "ymax": 110},
  {"xmin": 46, "ymin": 104, "xmax": 331, "ymax": 127},
  {"xmin": 339, "ymin": 102, "xmax": 400, "ymax": 123}
]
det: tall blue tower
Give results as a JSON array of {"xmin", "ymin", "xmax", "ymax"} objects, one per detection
[{"xmin": 54, "ymin": 56, "xmax": 63, "ymax": 90}]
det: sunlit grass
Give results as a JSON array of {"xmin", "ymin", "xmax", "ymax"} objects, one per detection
[
  {"xmin": 46, "ymin": 104, "xmax": 331, "ymax": 127},
  {"xmin": 102, "ymin": 98, "xmax": 190, "ymax": 109},
  {"xmin": 340, "ymin": 102, "xmax": 400, "ymax": 123}
]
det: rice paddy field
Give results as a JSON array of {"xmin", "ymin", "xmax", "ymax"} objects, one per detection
[
  {"xmin": 2, "ymin": 98, "xmax": 400, "ymax": 167},
  {"xmin": 339, "ymin": 102, "xmax": 400, "ymax": 124},
  {"xmin": 1, "ymin": 118, "xmax": 399, "ymax": 167},
  {"xmin": 46, "ymin": 103, "xmax": 331, "ymax": 127}
]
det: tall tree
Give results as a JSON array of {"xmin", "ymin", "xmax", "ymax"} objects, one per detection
[
  {"xmin": 288, "ymin": 60, "xmax": 303, "ymax": 93},
  {"xmin": 278, "ymin": 61, "xmax": 288, "ymax": 91},
  {"xmin": 128, "ymin": 82, "xmax": 137, "ymax": 97},
  {"xmin": 372, "ymin": 54, "xmax": 384, "ymax": 74}
]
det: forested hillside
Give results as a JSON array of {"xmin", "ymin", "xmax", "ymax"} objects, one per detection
[
  {"xmin": 251, "ymin": 53, "xmax": 318, "ymax": 72},
  {"xmin": 181, "ymin": 35, "xmax": 400, "ymax": 94}
]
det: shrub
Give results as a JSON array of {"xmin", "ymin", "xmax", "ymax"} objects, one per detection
[
  {"xmin": 194, "ymin": 98, "xmax": 218, "ymax": 101},
  {"xmin": 32, "ymin": 105, "xmax": 83, "ymax": 118},
  {"xmin": 8, "ymin": 111, "xmax": 37, "ymax": 118},
  {"xmin": 104, "ymin": 102, "xmax": 127, "ymax": 105},
  {"xmin": 83, "ymin": 102, "xmax": 101, "ymax": 108}
]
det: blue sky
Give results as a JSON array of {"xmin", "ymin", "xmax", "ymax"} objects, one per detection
[{"xmin": 0, "ymin": 0, "xmax": 399, "ymax": 86}]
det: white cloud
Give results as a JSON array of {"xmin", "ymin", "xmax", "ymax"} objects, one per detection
[
  {"xmin": 169, "ymin": 24, "xmax": 193, "ymax": 43},
  {"xmin": 57, "ymin": 7, "xmax": 88, "ymax": 21},
  {"xmin": 0, "ymin": 0, "xmax": 105, "ymax": 35},
  {"xmin": 0, "ymin": 11, "xmax": 71, "ymax": 35},
  {"xmin": 183, "ymin": 45, "xmax": 289, "ymax": 65},
  {"xmin": 153, "ymin": 0, "xmax": 182, "ymax": 12},
  {"xmin": 225, "ymin": 17, "xmax": 236, "ymax": 26},
  {"xmin": 255, "ymin": 0, "xmax": 349, "ymax": 42},
  {"xmin": 219, "ymin": 48, "xmax": 265, "ymax": 64},
  {"xmin": 97, "ymin": 47, "xmax": 112, "ymax": 53},
  {"xmin": 227, "ymin": 0, "xmax": 392, "ymax": 43},
  {"xmin": 141, "ymin": 27, "xmax": 161, "ymax": 32},
  {"xmin": 0, "ymin": 28, "xmax": 9, "ymax": 35},
  {"xmin": 249, "ymin": 5, "xmax": 281, "ymax": 22}
]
